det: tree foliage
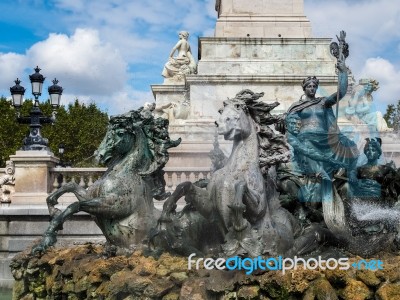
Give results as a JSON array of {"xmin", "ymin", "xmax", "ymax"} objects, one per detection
[
  {"xmin": 383, "ymin": 100, "xmax": 400, "ymax": 130},
  {"xmin": 0, "ymin": 97, "xmax": 108, "ymax": 167}
]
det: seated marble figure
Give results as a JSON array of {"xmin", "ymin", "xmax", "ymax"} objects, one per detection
[
  {"xmin": 345, "ymin": 79, "xmax": 391, "ymax": 132},
  {"xmin": 162, "ymin": 31, "xmax": 196, "ymax": 80}
]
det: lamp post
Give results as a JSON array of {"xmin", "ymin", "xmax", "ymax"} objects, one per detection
[
  {"xmin": 10, "ymin": 66, "xmax": 63, "ymax": 151},
  {"xmin": 57, "ymin": 143, "xmax": 65, "ymax": 167}
]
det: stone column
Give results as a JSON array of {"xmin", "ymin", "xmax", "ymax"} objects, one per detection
[
  {"xmin": 152, "ymin": 0, "xmax": 335, "ymax": 171},
  {"xmin": 9, "ymin": 150, "xmax": 59, "ymax": 205},
  {"xmin": 215, "ymin": 0, "xmax": 312, "ymax": 38}
]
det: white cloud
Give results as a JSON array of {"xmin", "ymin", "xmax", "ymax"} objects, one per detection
[
  {"xmin": 305, "ymin": 0, "xmax": 400, "ymax": 69},
  {"xmin": 0, "ymin": 53, "xmax": 27, "ymax": 92},
  {"xmin": 105, "ymin": 88, "xmax": 154, "ymax": 115},
  {"xmin": 304, "ymin": 0, "xmax": 400, "ymax": 110},
  {"xmin": 54, "ymin": 0, "xmax": 85, "ymax": 11},
  {"xmin": 360, "ymin": 57, "xmax": 400, "ymax": 110},
  {"xmin": 61, "ymin": 86, "xmax": 153, "ymax": 116},
  {"xmin": 26, "ymin": 28, "xmax": 127, "ymax": 96},
  {"xmin": 1, "ymin": 0, "xmax": 399, "ymax": 113}
]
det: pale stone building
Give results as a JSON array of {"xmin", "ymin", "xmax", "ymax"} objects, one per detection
[
  {"xmin": 152, "ymin": 0, "xmax": 400, "ymax": 169},
  {"xmin": 153, "ymin": 0, "xmax": 336, "ymax": 169}
]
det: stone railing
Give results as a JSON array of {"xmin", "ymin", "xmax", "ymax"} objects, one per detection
[
  {"xmin": 50, "ymin": 167, "xmax": 211, "ymax": 193},
  {"xmin": 163, "ymin": 167, "xmax": 211, "ymax": 192},
  {"xmin": 50, "ymin": 167, "xmax": 107, "ymax": 192}
]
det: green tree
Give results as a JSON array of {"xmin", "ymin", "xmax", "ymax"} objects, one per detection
[
  {"xmin": 43, "ymin": 99, "xmax": 109, "ymax": 166},
  {"xmin": 0, "ymin": 97, "xmax": 108, "ymax": 167},
  {"xmin": 383, "ymin": 100, "xmax": 400, "ymax": 130},
  {"xmin": 0, "ymin": 97, "xmax": 29, "ymax": 166}
]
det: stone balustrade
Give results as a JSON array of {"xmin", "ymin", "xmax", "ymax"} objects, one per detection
[
  {"xmin": 50, "ymin": 167, "xmax": 107, "ymax": 192},
  {"xmin": 50, "ymin": 167, "xmax": 211, "ymax": 193},
  {"xmin": 163, "ymin": 167, "xmax": 210, "ymax": 192}
]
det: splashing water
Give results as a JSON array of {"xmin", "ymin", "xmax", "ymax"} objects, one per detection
[{"xmin": 352, "ymin": 200, "xmax": 400, "ymax": 224}]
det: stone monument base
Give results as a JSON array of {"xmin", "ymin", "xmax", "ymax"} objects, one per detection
[
  {"xmin": 0, "ymin": 206, "xmax": 105, "ymax": 288},
  {"xmin": 10, "ymin": 150, "xmax": 58, "ymax": 205}
]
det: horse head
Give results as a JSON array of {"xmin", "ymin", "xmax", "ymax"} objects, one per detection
[
  {"xmin": 95, "ymin": 115, "xmax": 137, "ymax": 166},
  {"xmin": 217, "ymin": 98, "xmax": 253, "ymax": 141}
]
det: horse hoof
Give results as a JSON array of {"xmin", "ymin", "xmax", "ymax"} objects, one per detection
[
  {"xmin": 47, "ymin": 195, "xmax": 58, "ymax": 206},
  {"xmin": 31, "ymin": 244, "xmax": 45, "ymax": 255}
]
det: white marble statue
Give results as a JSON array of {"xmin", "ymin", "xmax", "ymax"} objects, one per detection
[
  {"xmin": 162, "ymin": 31, "xmax": 197, "ymax": 81},
  {"xmin": 154, "ymin": 100, "xmax": 190, "ymax": 122},
  {"xmin": 0, "ymin": 161, "xmax": 15, "ymax": 203},
  {"xmin": 345, "ymin": 79, "xmax": 391, "ymax": 132}
]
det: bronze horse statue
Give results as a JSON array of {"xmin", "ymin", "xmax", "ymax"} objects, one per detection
[
  {"xmin": 32, "ymin": 109, "xmax": 180, "ymax": 254},
  {"xmin": 157, "ymin": 90, "xmax": 299, "ymax": 256}
]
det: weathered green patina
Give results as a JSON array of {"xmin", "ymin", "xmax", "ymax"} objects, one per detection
[{"xmin": 31, "ymin": 106, "xmax": 181, "ymax": 254}]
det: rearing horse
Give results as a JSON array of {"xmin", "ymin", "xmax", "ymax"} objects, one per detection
[
  {"xmin": 32, "ymin": 109, "xmax": 180, "ymax": 254},
  {"xmin": 159, "ymin": 90, "xmax": 296, "ymax": 256}
]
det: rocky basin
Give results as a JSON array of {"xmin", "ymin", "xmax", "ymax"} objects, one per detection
[{"xmin": 10, "ymin": 244, "xmax": 400, "ymax": 300}]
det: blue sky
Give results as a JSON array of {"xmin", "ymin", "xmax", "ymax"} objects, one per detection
[{"xmin": 0, "ymin": 0, "xmax": 399, "ymax": 115}]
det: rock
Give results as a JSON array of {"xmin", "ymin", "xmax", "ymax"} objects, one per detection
[
  {"xmin": 74, "ymin": 275, "xmax": 91, "ymax": 293},
  {"xmin": 61, "ymin": 279, "xmax": 75, "ymax": 294},
  {"xmin": 27, "ymin": 270, "xmax": 47, "ymax": 298},
  {"xmin": 356, "ymin": 270, "xmax": 381, "ymax": 287},
  {"xmin": 237, "ymin": 285, "xmax": 260, "ymax": 299},
  {"xmin": 222, "ymin": 292, "xmax": 238, "ymax": 300},
  {"xmin": 376, "ymin": 283, "xmax": 400, "ymax": 300},
  {"xmin": 341, "ymin": 279, "xmax": 373, "ymax": 300},
  {"xmin": 12, "ymin": 280, "xmax": 27, "ymax": 299},
  {"xmin": 303, "ymin": 278, "xmax": 338, "ymax": 300},
  {"xmin": 170, "ymin": 272, "xmax": 189, "ymax": 284},
  {"xmin": 10, "ymin": 244, "xmax": 400, "ymax": 300},
  {"xmin": 325, "ymin": 268, "xmax": 351, "ymax": 288},
  {"xmin": 49, "ymin": 276, "xmax": 63, "ymax": 295},
  {"xmin": 86, "ymin": 256, "xmax": 128, "ymax": 280},
  {"xmin": 158, "ymin": 253, "xmax": 189, "ymax": 274},
  {"xmin": 259, "ymin": 271, "xmax": 291, "ymax": 298},
  {"xmin": 144, "ymin": 278, "xmax": 175, "ymax": 298},
  {"xmin": 375, "ymin": 257, "xmax": 400, "ymax": 283},
  {"xmin": 20, "ymin": 294, "xmax": 35, "ymax": 300},
  {"xmin": 157, "ymin": 266, "xmax": 169, "ymax": 276},
  {"xmin": 11, "ymin": 268, "xmax": 24, "ymax": 280},
  {"xmin": 289, "ymin": 268, "xmax": 321, "ymax": 293},
  {"xmin": 162, "ymin": 292, "xmax": 180, "ymax": 300},
  {"xmin": 109, "ymin": 270, "xmax": 152, "ymax": 295},
  {"xmin": 206, "ymin": 270, "xmax": 249, "ymax": 293},
  {"xmin": 133, "ymin": 256, "xmax": 157, "ymax": 276},
  {"xmin": 180, "ymin": 279, "xmax": 208, "ymax": 300}
]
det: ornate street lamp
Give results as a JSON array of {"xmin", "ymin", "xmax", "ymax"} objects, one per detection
[
  {"xmin": 9, "ymin": 79, "xmax": 25, "ymax": 110},
  {"xmin": 57, "ymin": 143, "xmax": 65, "ymax": 167},
  {"xmin": 10, "ymin": 66, "xmax": 63, "ymax": 151}
]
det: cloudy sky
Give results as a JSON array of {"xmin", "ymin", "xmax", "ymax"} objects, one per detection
[{"xmin": 0, "ymin": 0, "xmax": 399, "ymax": 115}]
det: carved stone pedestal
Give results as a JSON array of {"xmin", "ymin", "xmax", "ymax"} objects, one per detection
[{"xmin": 9, "ymin": 150, "xmax": 58, "ymax": 205}]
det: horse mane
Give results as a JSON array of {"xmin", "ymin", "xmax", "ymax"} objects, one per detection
[
  {"xmin": 230, "ymin": 89, "xmax": 290, "ymax": 174},
  {"xmin": 110, "ymin": 107, "xmax": 181, "ymax": 175}
]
